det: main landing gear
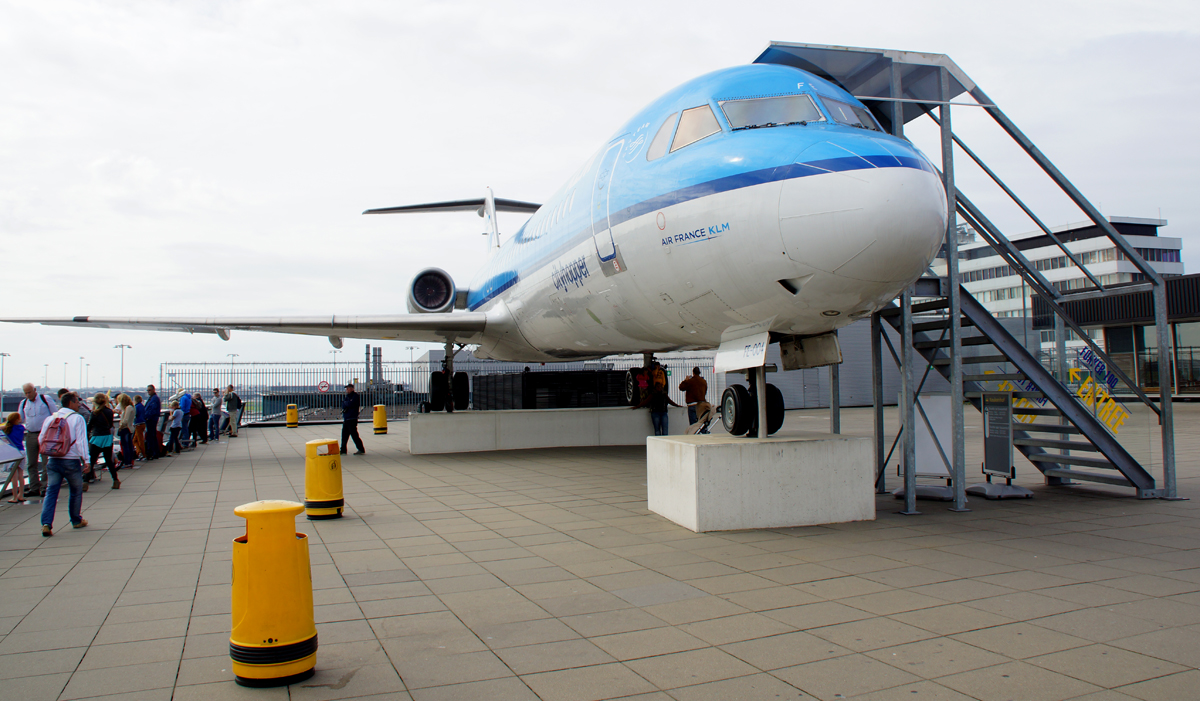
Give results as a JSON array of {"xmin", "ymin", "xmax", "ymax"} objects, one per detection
[
  {"xmin": 721, "ymin": 372, "xmax": 784, "ymax": 437},
  {"xmin": 425, "ymin": 340, "xmax": 469, "ymax": 413}
]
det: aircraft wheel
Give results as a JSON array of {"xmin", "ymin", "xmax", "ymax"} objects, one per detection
[
  {"xmin": 429, "ymin": 371, "xmax": 447, "ymax": 412},
  {"xmin": 766, "ymin": 384, "xmax": 785, "ymax": 435},
  {"xmin": 417, "ymin": 401, "xmax": 430, "ymax": 414},
  {"xmin": 625, "ymin": 369, "xmax": 643, "ymax": 406},
  {"xmin": 721, "ymin": 385, "xmax": 753, "ymax": 436},
  {"xmin": 452, "ymin": 372, "xmax": 470, "ymax": 411}
]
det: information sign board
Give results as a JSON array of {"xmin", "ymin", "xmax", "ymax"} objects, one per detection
[{"xmin": 982, "ymin": 391, "xmax": 1014, "ymax": 478}]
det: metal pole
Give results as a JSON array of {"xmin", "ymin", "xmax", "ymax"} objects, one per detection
[
  {"xmin": 941, "ymin": 69, "xmax": 968, "ymax": 513},
  {"xmin": 1153, "ymin": 284, "xmax": 1178, "ymax": 498},
  {"xmin": 901, "ymin": 287, "xmax": 919, "ymax": 514},
  {"xmin": 756, "ymin": 366, "xmax": 767, "ymax": 439},
  {"xmin": 0, "ymin": 353, "xmax": 8, "ymax": 412},
  {"xmin": 114, "ymin": 344, "xmax": 131, "ymax": 389},
  {"xmin": 830, "ymin": 357, "xmax": 840, "ymax": 434},
  {"xmin": 79, "ymin": 357, "xmax": 84, "ymax": 388},
  {"xmin": 871, "ymin": 315, "xmax": 886, "ymax": 492}
]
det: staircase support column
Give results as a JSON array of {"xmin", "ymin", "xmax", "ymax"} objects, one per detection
[
  {"xmin": 1154, "ymin": 284, "xmax": 1178, "ymax": 498},
  {"xmin": 872, "ymin": 313, "xmax": 886, "ymax": 493},
  {"xmin": 900, "ymin": 288, "xmax": 919, "ymax": 515},
  {"xmin": 940, "ymin": 68, "xmax": 969, "ymax": 512}
]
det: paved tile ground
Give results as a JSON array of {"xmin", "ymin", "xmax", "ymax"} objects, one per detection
[{"xmin": 1, "ymin": 405, "xmax": 1198, "ymax": 700}]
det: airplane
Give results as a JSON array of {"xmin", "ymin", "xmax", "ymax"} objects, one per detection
[{"xmin": 3, "ymin": 60, "xmax": 948, "ymax": 434}]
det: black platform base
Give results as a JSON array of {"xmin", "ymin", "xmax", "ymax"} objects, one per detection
[{"xmin": 235, "ymin": 667, "xmax": 315, "ymax": 688}]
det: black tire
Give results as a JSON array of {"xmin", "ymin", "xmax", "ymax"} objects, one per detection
[
  {"xmin": 417, "ymin": 401, "xmax": 430, "ymax": 414},
  {"xmin": 721, "ymin": 385, "xmax": 753, "ymax": 436},
  {"xmin": 429, "ymin": 371, "xmax": 447, "ymax": 412},
  {"xmin": 452, "ymin": 372, "xmax": 469, "ymax": 411},
  {"xmin": 766, "ymin": 383, "xmax": 785, "ymax": 435},
  {"xmin": 625, "ymin": 369, "xmax": 642, "ymax": 406}
]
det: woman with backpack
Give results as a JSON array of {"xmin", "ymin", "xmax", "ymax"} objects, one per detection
[
  {"xmin": 3, "ymin": 413, "xmax": 27, "ymax": 503},
  {"xmin": 116, "ymin": 394, "xmax": 136, "ymax": 469},
  {"xmin": 87, "ymin": 394, "xmax": 119, "ymax": 489}
]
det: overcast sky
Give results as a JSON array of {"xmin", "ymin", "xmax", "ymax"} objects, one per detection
[{"xmin": 2, "ymin": 0, "xmax": 1197, "ymax": 392}]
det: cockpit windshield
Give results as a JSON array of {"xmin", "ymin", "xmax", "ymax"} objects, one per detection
[
  {"xmin": 719, "ymin": 94, "xmax": 824, "ymax": 130},
  {"xmin": 822, "ymin": 98, "xmax": 882, "ymax": 132}
]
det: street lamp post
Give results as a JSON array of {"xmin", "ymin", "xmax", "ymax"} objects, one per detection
[
  {"xmin": 86, "ymin": 363, "xmax": 90, "ymax": 388},
  {"xmin": 0, "ymin": 353, "xmax": 9, "ymax": 412},
  {"xmin": 79, "ymin": 356, "xmax": 85, "ymax": 389},
  {"xmin": 44, "ymin": 364, "xmax": 48, "ymax": 386},
  {"xmin": 63, "ymin": 362, "xmax": 67, "ymax": 387},
  {"xmin": 330, "ymin": 349, "xmax": 341, "ymax": 384},
  {"xmin": 114, "ymin": 344, "xmax": 132, "ymax": 390},
  {"xmin": 227, "ymin": 354, "xmax": 239, "ymax": 386}
]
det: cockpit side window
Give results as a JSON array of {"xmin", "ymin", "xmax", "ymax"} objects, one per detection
[
  {"xmin": 719, "ymin": 94, "xmax": 824, "ymax": 130},
  {"xmin": 822, "ymin": 98, "xmax": 882, "ymax": 131},
  {"xmin": 646, "ymin": 112, "xmax": 679, "ymax": 162},
  {"xmin": 671, "ymin": 105, "xmax": 721, "ymax": 152}
]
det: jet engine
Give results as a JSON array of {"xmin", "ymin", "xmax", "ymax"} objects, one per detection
[{"xmin": 407, "ymin": 268, "xmax": 457, "ymax": 314}]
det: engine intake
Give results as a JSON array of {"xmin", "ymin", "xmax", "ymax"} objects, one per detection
[{"xmin": 407, "ymin": 268, "xmax": 457, "ymax": 314}]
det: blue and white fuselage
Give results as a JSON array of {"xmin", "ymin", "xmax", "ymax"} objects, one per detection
[
  {"xmin": 1, "ymin": 63, "xmax": 947, "ymax": 361},
  {"xmin": 468, "ymin": 63, "xmax": 947, "ymax": 361}
]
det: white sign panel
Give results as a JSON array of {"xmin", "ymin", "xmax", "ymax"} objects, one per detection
[{"xmin": 714, "ymin": 317, "xmax": 775, "ymax": 373}]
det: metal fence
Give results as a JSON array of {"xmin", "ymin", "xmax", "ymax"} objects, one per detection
[{"xmin": 159, "ymin": 353, "xmax": 725, "ymax": 425}]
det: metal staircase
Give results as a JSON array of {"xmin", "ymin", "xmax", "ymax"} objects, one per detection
[{"xmin": 881, "ymin": 283, "xmax": 1158, "ymax": 498}]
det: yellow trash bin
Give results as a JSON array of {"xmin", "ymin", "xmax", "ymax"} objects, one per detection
[
  {"xmin": 230, "ymin": 500, "xmax": 316, "ymax": 687},
  {"xmin": 304, "ymin": 439, "xmax": 343, "ymax": 520},
  {"xmin": 286, "ymin": 404, "xmax": 299, "ymax": 428},
  {"xmin": 373, "ymin": 404, "xmax": 387, "ymax": 435}
]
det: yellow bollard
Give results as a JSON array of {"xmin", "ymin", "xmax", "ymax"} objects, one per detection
[
  {"xmin": 286, "ymin": 404, "xmax": 299, "ymax": 428},
  {"xmin": 373, "ymin": 404, "xmax": 387, "ymax": 435},
  {"xmin": 230, "ymin": 500, "xmax": 316, "ymax": 687},
  {"xmin": 304, "ymin": 439, "xmax": 343, "ymax": 520}
]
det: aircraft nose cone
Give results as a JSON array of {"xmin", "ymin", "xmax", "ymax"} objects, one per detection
[{"xmin": 778, "ymin": 142, "xmax": 947, "ymax": 284}]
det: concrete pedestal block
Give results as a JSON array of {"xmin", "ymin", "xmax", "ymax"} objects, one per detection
[
  {"xmin": 408, "ymin": 406, "xmax": 689, "ymax": 455},
  {"xmin": 647, "ymin": 432, "xmax": 875, "ymax": 532}
]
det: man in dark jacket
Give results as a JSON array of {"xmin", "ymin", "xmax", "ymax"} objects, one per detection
[
  {"xmin": 144, "ymin": 385, "xmax": 162, "ymax": 460},
  {"xmin": 340, "ymin": 384, "xmax": 366, "ymax": 455}
]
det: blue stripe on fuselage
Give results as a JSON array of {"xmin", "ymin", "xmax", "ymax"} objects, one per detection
[{"xmin": 465, "ymin": 155, "xmax": 931, "ymax": 311}]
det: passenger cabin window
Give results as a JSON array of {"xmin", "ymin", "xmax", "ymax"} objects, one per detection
[
  {"xmin": 822, "ymin": 98, "xmax": 882, "ymax": 131},
  {"xmin": 647, "ymin": 112, "xmax": 678, "ymax": 161},
  {"xmin": 719, "ymin": 94, "xmax": 823, "ymax": 130},
  {"xmin": 671, "ymin": 105, "xmax": 720, "ymax": 152}
]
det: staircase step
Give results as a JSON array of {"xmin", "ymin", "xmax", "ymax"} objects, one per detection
[
  {"xmin": 880, "ymin": 299, "xmax": 950, "ymax": 316},
  {"xmin": 968, "ymin": 391, "xmax": 1043, "ymax": 399},
  {"xmin": 1011, "ymin": 407, "xmax": 1061, "ymax": 416},
  {"xmin": 1014, "ymin": 422, "xmax": 1083, "ymax": 434},
  {"xmin": 1026, "ymin": 452, "xmax": 1118, "ymax": 469},
  {"xmin": 912, "ymin": 318, "xmax": 977, "ymax": 333},
  {"xmin": 1041, "ymin": 467, "xmax": 1133, "ymax": 487},
  {"xmin": 934, "ymin": 355, "xmax": 1009, "ymax": 366},
  {"xmin": 1014, "ymin": 438, "xmax": 1099, "ymax": 452},
  {"xmin": 964, "ymin": 373, "xmax": 1025, "ymax": 382},
  {"xmin": 915, "ymin": 336, "xmax": 995, "ymax": 349}
]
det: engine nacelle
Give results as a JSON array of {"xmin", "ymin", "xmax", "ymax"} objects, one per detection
[{"xmin": 407, "ymin": 268, "xmax": 457, "ymax": 314}]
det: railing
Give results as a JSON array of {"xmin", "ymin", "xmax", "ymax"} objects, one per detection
[{"xmin": 159, "ymin": 353, "xmax": 725, "ymax": 425}]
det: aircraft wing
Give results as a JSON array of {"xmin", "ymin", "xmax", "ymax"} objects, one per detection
[
  {"xmin": 0, "ymin": 313, "xmax": 488, "ymax": 345},
  {"xmin": 363, "ymin": 197, "xmax": 541, "ymax": 215}
]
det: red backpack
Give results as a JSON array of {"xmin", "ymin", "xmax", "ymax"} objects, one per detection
[{"xmin": 40, "ymin": 415, "xmax": 74, "ymax": 458}]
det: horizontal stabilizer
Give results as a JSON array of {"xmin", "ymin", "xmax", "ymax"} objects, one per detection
[{"xmin": 363, "ymin": 198, "xmax": 541, "ymax": 216}]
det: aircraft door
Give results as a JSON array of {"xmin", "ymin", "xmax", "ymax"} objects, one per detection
[{"xmin": 590, "ymin": 138, "xmax": 624, "ymax": 264}]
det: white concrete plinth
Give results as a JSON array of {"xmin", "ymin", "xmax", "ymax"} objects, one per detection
[
  {"xmin": 408, "ymin": 406, "xmax": 689, "ymax": 455},
  {"xmin": 647, "ymin": 432, "xmax": 875, "ymax": 532}
]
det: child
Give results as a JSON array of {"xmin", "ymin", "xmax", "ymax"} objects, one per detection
[
  {"xmin": 167, "ymin": 401, "xmax": 184, "ymax": 454},
  {"xmin": 2, "ymin": 413, "xmax": 26, "ymax": 503}
]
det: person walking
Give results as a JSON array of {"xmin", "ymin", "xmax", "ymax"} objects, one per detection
[
  {"xmin": 678, "ymin": 367, "xmax": 708, "ymax": 426},
  {"xmin": 133, "ymin": 395, "xmax": 146, "ymax": 461},
  {"xmin": 340, "ymin": 384, "xmax": 366, "ymax": 455},
  {"xmin": 178, "ymin": 391, "xmax": 192, "ymax": 447},
  {"xmin": 144, "ymin": 385, "xmax": 162, "ymax": 460},
  {"xmin": 3, "ymin": 413, "xmax": 27, "ymax": 503},
  {"xmin": 165, "ymin": 401, "xmax": 184, "ymax": 454},
  {"xmin": 87, "ymin": 394, "xmax": 118, "ymax": 488},
  {"xmin": 18, "ymin": 383, "xmax": 58, "ymax": 497},
  {"xmin": 39, "ymin": 392, "xmax": 89, "ymax": 536},
  {"xmin": 208, "ymin": 388, "xmax": 223, "ymax": 441},
  {"xmin": 116, "ymin": 394, "xmax": 136, "ymax": 468},
  {"xmin": 225, "ymin": 385, "xmax": 242, "ymax": 437},
  {"xmin": 191, "ymin": 393, "xmax": 208, "ymax": 445}
]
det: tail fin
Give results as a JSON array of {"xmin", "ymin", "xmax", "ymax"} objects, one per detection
[{"xmin": 482, "ymin": 187, "xmax": 499, "ymax": 251}]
